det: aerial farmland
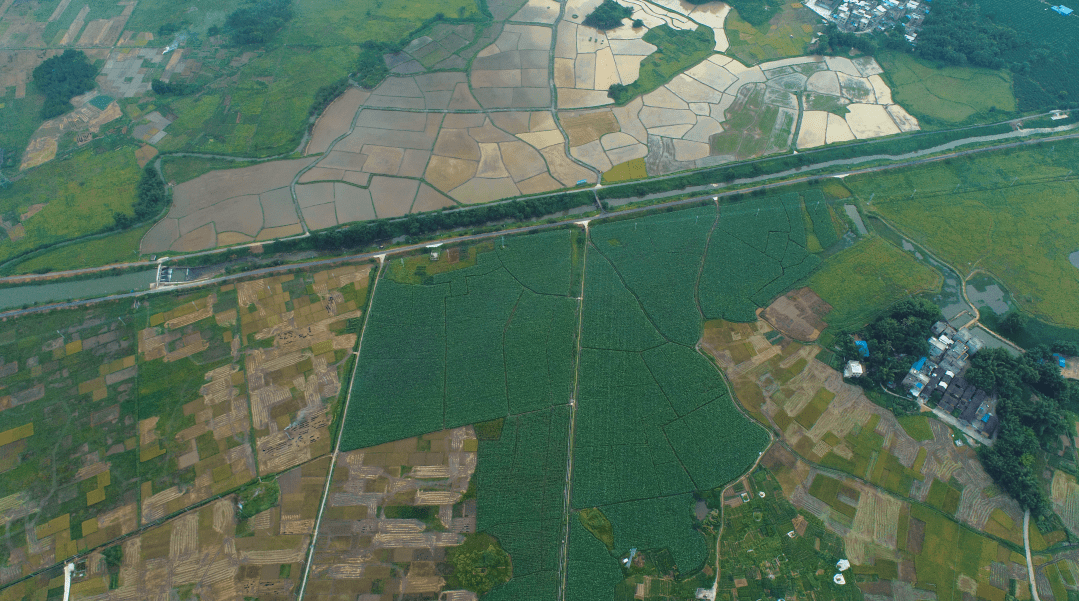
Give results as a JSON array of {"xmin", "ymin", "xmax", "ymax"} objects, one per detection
[{"xmin": 2, "ymin": 0, "xmax": 1079, "ymax": 597}]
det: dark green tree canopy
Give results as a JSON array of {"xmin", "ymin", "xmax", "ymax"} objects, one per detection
[
  {"xmin": 32, "ymin": 49, "xmax": 99, "ymax": 119},
  {"xmin": 584, "ymin": 0, "xmax": 633, "ymax": 30},
  {"xmin": 225, "ymin": 0, "xmax": 294, "ymax": 45},
  {"xmin": 913, "ymin": 0, "xmax": 1017, "ymax": 68}
]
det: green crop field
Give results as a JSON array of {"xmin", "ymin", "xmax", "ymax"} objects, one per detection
[
  {"xmin": 0, "ymin": 94, "xmax": 44, "ymax": 176},
  {"xmin": 807, "ymin": 236, "xmax": 942, "ymax": 331},
  {"xmin": 700, "ymin": 192, "xmax": 823, "ymax": 321},
  {"xmin": 897, "ymin": 414, "xmax": 935, "ymax": 441},
  {"xmin": 0, "ymin": 142, "xmax": 142, "ymax": 266},
  {"xmin": 852, "ymin": 141, "xmax": 1079, "ymax": 328},
  {"xmin": 342, "ymin": 230, "xmax": 581, "ymax": 451},
  {"xmin": 724, "ymin": 2, "xmax": 820, "ymax": 65},
  {"xmin": 601, "ymin": 158, "xmax": 647, "ymax": 184},
  {"xmin": 926, "ymin": 479, "xmax": 962, "ymax": 516},
  {"xmin": 877, "ymin": 51, "xmax": 1016, "ymax": 125},
  {"xmin": 475, "ymin": 407, "xmax": 570, "ymax": 601}
]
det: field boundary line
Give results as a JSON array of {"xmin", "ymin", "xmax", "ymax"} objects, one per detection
[
  {"xmin": 296, "ymin": 255, "xmax": 385, "ymax": 600},
  {"xmin": 557, "ymin": 220, "xmax": 590, "ymax": 601}
]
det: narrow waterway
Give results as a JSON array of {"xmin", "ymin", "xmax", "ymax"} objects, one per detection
[{"xmin": 0, "ymin": 269, "xmax": 157, "ymax": 310}]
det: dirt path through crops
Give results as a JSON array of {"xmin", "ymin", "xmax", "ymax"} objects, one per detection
[
  {"xmin": 557, "ymin": 220, "xmax": 591, "ymax": 601},
  {"xmin": 295, "ymin": 254, "xmax": 386, "ymax": 600}
]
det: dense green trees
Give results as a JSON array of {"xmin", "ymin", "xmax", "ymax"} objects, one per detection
[
  {"xmin": 710, "ymin": 0, "xmax": 777, "ymax": 28},
  {"xmin": 32, "ymin": 50, "xmax": 99, "ymax": 119},
  {"xmin": 150, "ymin": 79, "xmax": 194, "ymax": 96},
  {"xmin": 849, "ymin": 298, "xmax": 942, "ymax": 386},
  {"xmin": 583, "ymin": 0, "xmax": 633, "ymax": 30},
  {"xmin": 113, "ymin": 164, "xmax": 169, "ymax": 230},
  {"xmin": 354, "ymin": 44, "xmax": 390, "ymax": 89},
  {"xmin": 967, "ymin": 345, "xmax": 1076, "ymax": 515},
  {"xmin": 224, "ymin": 0, "xmax": 293, "ymax": 45},
  {"xmin": 913, "ymin": 0, "xmax": 1017, "ymax": 69},
  {"xmin": 271, "ymin": 190, "xmax": 595, "ymax": 255}
]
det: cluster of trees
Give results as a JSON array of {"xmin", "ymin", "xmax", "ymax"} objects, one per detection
[
  {"xmin": 583, "ymin": 0, "xmax": 633, "ymax": 30},
  {"xmin": 224, "ymin": 0, "xmax": 293, "ymax": 45},
  {"xmin": 354, "ymin": 43, "xmax": 391, "ymax": 89},
  {"xmin": 32, "ymin": 50, "xmax": 99, "ymax": 119},
  {"xmin": 113, "ymin": 164, "xmax": 169, "ymax": 230},
  {"xmin": 273, "ymin": 191, "xmax": 594, "ymax": 255},
  {"xmin": 837, "ymin": 299, "xmax": 942, "ymax": 385},
  {"xmin": 702, "ymin": 0, "xmax": 776, "ymax": 28},
  {"xmin": 309, "ymin": 77, "xmax": 351, "ymax": 116},
  {"xmin": 815, "ymin": 23, "xmax": 885, "ymax": 56},
  {"xmin": 912, "ymin": 0, "xmax": 1018, "ymax": 69},
  {"xmin": 150, "ymin": 79, "xmax": 195, "ymax": 96},
  {"xmin": 968, "ymin": 345, "xmax": 1079, "ymax": 515}
]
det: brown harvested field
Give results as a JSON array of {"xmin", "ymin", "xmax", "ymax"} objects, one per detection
[
  {"xmin": 1051, "ymin": 471, "xmax": 1079, "ymax": 536},
  {"xmin": 370, "ymin": 176, "xmax": 420, "ymax": 218},
  {"xmin": 318, "ymin": 150, "xmax": 369, "ymax": 171},
  {"xmin": 134, "ymin": 144, "xmax": 158, "ymax": 168},
  {"xmin": 301, "ymin": 202, "xmax": 339, "ymax": 231},
  {"xmin": 334, "ymin": 184, "xmax": 377, "ymax": 223},
  {"xmin": 560, "ymin": 109, "xmax": 620, "ymax": 146},
  {"xmin": 306, "ymin": 88, "xmax": 371, "ymax": 155},
  {"xmin": 260, "ymin": 188, "xmax": 301, "ymax": 228},
  {"xmin": 172, "ymin": 223, "xmax": 217, "ymax": 252},
  {"xmin": 258, "ymin": 224, "xmax": 304, "ymax": 240},
  {"xmin": 762, "ymin": 287, "xmax": 832, "ymax": 341},
  {"xmin": 412, "ymin": 183, "xmax": 458, "ymax": 213},
  {"xmin": 64, "ymin": 460, "xmax": 324, "ymax": 600},
  {"xmin": 142, "ymin": 158, "xmax": 315, "ymax": 253},
  {"xmin": 426, "ymin": 155, "xmax": 478, "ymax": 192},
  {"xmin": 540, "ymin": 145, "xmax": 596, "ymax": 186},
  {"xmin": 298, "ymin": 167, "xmax": 347, "ymax": 184},
  {"xmin": 171, "ymin": 158, "xmax": 315, "ymax": 214},
  {"xmin": 297, "ymin": 182, "xmax": 336, "ymax": 208}
]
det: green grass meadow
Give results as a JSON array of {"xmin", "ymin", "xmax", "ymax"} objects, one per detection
[
  {"xmin": 853, "ymin": 141, "xmax": 1079, "ymax": 328},
  {"xmin": 5, "ymin": 225, "xmax": 152, "ymax": 275},
  {"xmin": 0, "ymin": 143, "xmax": 141, "ymax": 266},
  {"xmin": 877, "ymin": 51, "xmax": 1016, "ymax": 126},
  {"xmin": 724, "ymin": 2, "xmax": 820, "ymax": 65},
  {"xmin": 807, "ymin": 236, "xmax": 942, "ymax": 331}
]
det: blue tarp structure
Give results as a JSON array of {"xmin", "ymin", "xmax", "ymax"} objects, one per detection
[
  {"xmin": 855, "ymin": 340, "xmax": 869, "ymax": 357},
  {"xmin": 1052, "ymin": 5, "xmax": 1073, "ymax": 15},
  {"xmin": 911, "ymin": 357, "xmax": 927, "ymax": 372},
  {"xmin": 1053, "ymin": 353, "xmax": 1067, "ymax": 367}
]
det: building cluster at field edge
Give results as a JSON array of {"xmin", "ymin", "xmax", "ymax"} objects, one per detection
[
  {"xmin": 901, "ymin": 321, "xmax": 999, "ymax": 438},
  {"xmin": 807, "ymin": 0, "xmax": 927, "ymax": 41}
]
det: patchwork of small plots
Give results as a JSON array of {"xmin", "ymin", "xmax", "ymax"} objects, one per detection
[
  {"xmin": 566, "ymin": 55, "xmax": 919, "ymax": 176},
  {"xmin": 0, "ymin": 264, "xmax": 369, "ymax": 588},
  {"xmin": 700, "ymin": 317, "xmax": 1027, "ymax": 552},
  {"xmin": 307, "ymin": 428, "xmax": 478, "ymax": 598},
  {"xmin": 20, "ymin": 459, "xmax": 330, "ymax": 601}
]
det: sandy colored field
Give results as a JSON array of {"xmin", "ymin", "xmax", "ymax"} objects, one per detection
[
  {"xmin": 307, "ymin": 88, "xmax": 371, "ymax": 155},
  {"xmin": 762, "ymin": 287, "xmax": 832, "ymax": 341},
  {"xmin": 565, "ymin": 55, "xmax": 916, "ymax": 176},
  {"xmin": 142, "ymin": 158, "xmax": 313, "ymax": 253},
  {"xmin": 469, "ymin": 24, "xmax": 551, "ymax": 109}
]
